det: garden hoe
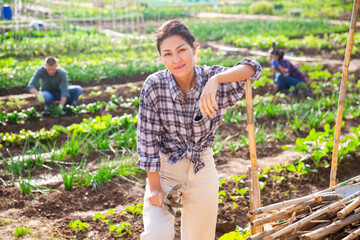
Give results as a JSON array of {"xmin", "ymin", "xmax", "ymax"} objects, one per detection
[{"xmin": 163, "ymin": 184, "xmax": 183, "ymax": 216}]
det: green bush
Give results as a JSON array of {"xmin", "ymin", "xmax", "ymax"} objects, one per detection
[{"xmin": 250, "ymin": 1, "xmax": 273, "ymax": 15}]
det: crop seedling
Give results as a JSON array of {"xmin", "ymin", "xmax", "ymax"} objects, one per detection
[
  {"xmin": 130, "ymin": 84, "xmax": 140, "ymax": 92},
  {"xmin": 90, "ymin": 90, "xmax": 103, "ymax": 97},
  {"xmin": 5, "ymin": 97, "xmax": 27, "ymax": 109},
  {"xmin": 270, "ymin": 174, "xmax": 285, "ymax": 184},
  {"xmin": 228, "ymin": 134, "xmax": 248, "ymax": 151},
  {"xmin": 18, "ymin": 174, "xmax": 34, "ymax": 197},
  {"xmin": 69, "ymin": 220, "xmax": 88, "ymax": 233},
  {"xmin": 1, "ymin": 149, "xmax": 24, "ymax": 175},
  {"xmin": 270, "ymin": 122, "xmax": 290, "ymax": 143},
  {"xmin": 60, "ymin": 165, "xmax": 78, "ymax": 191},
  {"xmin": 218, "ymin": 190, "xmax": 227, "ymax": 204},
  {"xmin": 63, "ymin": 131, "xmax": 90, "ymax": 157},
  {"xmin": 92, "ymin": 209, "xmax": 115, "ymax": 225},
  {"xmin": 105, "ymin": 87, "xmax": 116, "ymax": 95},
  {"xmin": 219, "ymin": 225, "xmax": 251, "ymax": 240},
  {"xmin": 229, "ymin": 174, "xmax": 246, "ymax": 187},
  {"xmin": 234, "ymin": 187, "xmax": 248, "ymax": 197},
  {"xmin": 74, "ymin": 159, "xmax": 92, "ymax": 187},
  {"xmin": 121, "ymin": 203, "xmax": 143, "ymax": 217},
  {"xmin": 91, "ymin": 158, "xmax": 117, "ymax": 190},
  {"xmin": 212, "ymin": 134, "xmax": 233, "ymax": 155},
  {"xmin": 259, "ymin": 181, "xmax": 267, "ymax": 191},
  {"xmin": 13, "ymin": 226, "xmax": 32, "ymax": 238},
  {"xmin": 273, "ymin": 163, "xmax": 285, "ymax": 174},
  {"xmin": 109, "ymin": 222, "xmax": 132, "ymax": 237},
  {"xmin": 258, "ymin": 166, "xmax": 271, "ymax": 179},
  {"xmin": 218, "ymin": 179, "xmax": 226, "ymax": 188}
]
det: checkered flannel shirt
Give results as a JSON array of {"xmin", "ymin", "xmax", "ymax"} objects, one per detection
[
  {"xmin": 280, "ymin": 59, "xmax": 306, "ymax": 82},
  {"xmin": 137, "ymin": 59, "xmax": 262, "ymax": 174}
]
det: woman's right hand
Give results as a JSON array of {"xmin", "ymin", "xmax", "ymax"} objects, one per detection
[{"xmin": 147, "ymin": 187, "xmax": 167, "ymax": 207}]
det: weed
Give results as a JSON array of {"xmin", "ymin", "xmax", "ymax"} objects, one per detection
[
  {"xmin": 13, "ymin": 226, "xmax": 32, "ymax": 238},
  {"xmin": 0, "ymin": 217, "xmax": 11, "ymax": 226}
]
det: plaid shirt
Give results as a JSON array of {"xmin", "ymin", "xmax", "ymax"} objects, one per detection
[
  {"xmin": 137, "ymin": 59, "xmax": 262, "ymax": 173},
  {"xmin": 279, "ymin": 59, "xmax": 306, "ymax": 82}
]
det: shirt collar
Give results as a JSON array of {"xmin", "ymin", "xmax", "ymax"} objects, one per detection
[
  {"xmin": 167, "ymin": 67, "xmax": 201, "ymax": 102},
  {"xmin": 167, "ymin": 70, "xmax": 181, "ymax": 101}
]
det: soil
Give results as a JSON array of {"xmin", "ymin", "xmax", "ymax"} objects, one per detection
[{"xmin": 1, "ymin": 58, "xmax": 360, "ymax": 239}]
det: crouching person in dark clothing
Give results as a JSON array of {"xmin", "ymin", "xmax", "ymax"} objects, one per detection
[{"xmin": 269, "ymin": 45, "xmax": 308, "ymax": 94}]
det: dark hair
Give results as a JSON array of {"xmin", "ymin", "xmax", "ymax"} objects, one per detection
[
  {"xmin": 269, "ymin": 42, "xmax": 284, "ymax": 61},
  {"xmin": 45, "ymin": 56, "xmax": 57, "ymax": 66},
  {"xmin": 155, "ymin": 19, "xmax": 196, "ymax": 55}
]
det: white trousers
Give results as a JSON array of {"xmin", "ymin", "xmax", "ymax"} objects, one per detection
[{"xmin": 140, "ymin": 149, "xmax": 219, "ymax": 240}]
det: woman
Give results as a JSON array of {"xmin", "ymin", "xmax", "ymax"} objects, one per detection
[
  {"xmin": 136, "ymin": 19, "xmax": 261, "ymax": 240},
  {"xmin": 269, "ymin": 45, "xmax": 307, "ymax": 93}
]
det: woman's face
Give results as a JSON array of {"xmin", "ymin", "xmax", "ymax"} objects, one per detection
[{"xmin": 159, "ymin": 34, "xmax": 196, "ymax": 81}]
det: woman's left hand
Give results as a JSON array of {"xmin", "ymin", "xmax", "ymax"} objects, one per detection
[{"xmin": 200, "ymin": 76, "xmax": 219, "ymax": 118}]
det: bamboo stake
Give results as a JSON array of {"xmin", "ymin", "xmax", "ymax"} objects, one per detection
[
  {"xmin": 250, "ymin": 224, "xmax": 289, "ymax": 240},
  {"xmin": 245, "ymin": 78, "xmax": 262, "ymax": 235},
  {"xmin": 330, "ymin": 0, "xmax": 360, "ymax": 187},
  {"xmin": 251, "ymin": 199, "xmax": 316, "ymax": 227},
  {"xmin": 249, "ymin": 176, "xmax": 360, "ymax": 217},
  {"xmin": 354, "ymin": 206, "xmax": 360, "ymax": 214},
  {"xmin": 248, "ymin": 195, "xmax": 315, "ymax": 217},
  {"xmin": 248, "ymin": 176, "xmax": 360, "ymax": 217},
  {"xmin": 338, "ymin": 196, "xmax": 360, "ymax": 219},
  {"xmin": 342, "ymin": 226, "xmax": 360, "ymax": 240},
  {"xmin": 299, "ymin": 212, "xmax": 360, "ymax": 240},
  {"xmin": 266, "ymin": 190, "xmax": 360, "ymax": 239}
]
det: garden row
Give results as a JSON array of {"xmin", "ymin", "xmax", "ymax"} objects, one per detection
[{"xmin": 0, "ymin": 19, "xmax": 349, "ymax": 89}]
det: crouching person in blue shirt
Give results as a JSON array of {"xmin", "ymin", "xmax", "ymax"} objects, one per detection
[{"xmin": 27, "ymin": 56, "xmax": 82, "ymax": 115}]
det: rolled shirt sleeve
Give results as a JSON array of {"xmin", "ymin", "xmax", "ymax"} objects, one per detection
[
  {"xmin": 206, "ymin": 58, "xmax": 262, "ymax": 108},
  {"xmin": 136, "ymin": 80, "xmax": 162, "ymax": 172}
]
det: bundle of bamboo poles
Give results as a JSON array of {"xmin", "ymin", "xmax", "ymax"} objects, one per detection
[{"xmin": 248, "ymin": 175, "xmax": 360, "ymax": 240}]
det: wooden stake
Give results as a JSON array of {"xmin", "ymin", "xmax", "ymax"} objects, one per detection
[
  {"xmin": 249, "ymin": 175, "xmax": 360, "ymax": 217},
  {"xmin": 330, "ymin": 0, "xmax": 360, "ymax": 187},
  {"xmin": 342, "ymin": 226, "xmax": 360, "ymax": 240},
  {"xmin": 337, "ymin": 196, "xmax": 360, "ymax": 219},
  {"xmin": 267, "ymin": 190, "xmax": 360, "ymax": 239},
  {"xmin": 245, "ymin": 78, "xmax": 262, "ymax": 235},
  {"xmin": 251, "ymin": 199, "xmax": 316, "ymax": 227},
  {"xmin": 299, "ymin": 212, "xmax": 360, "ymax": 240}
]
